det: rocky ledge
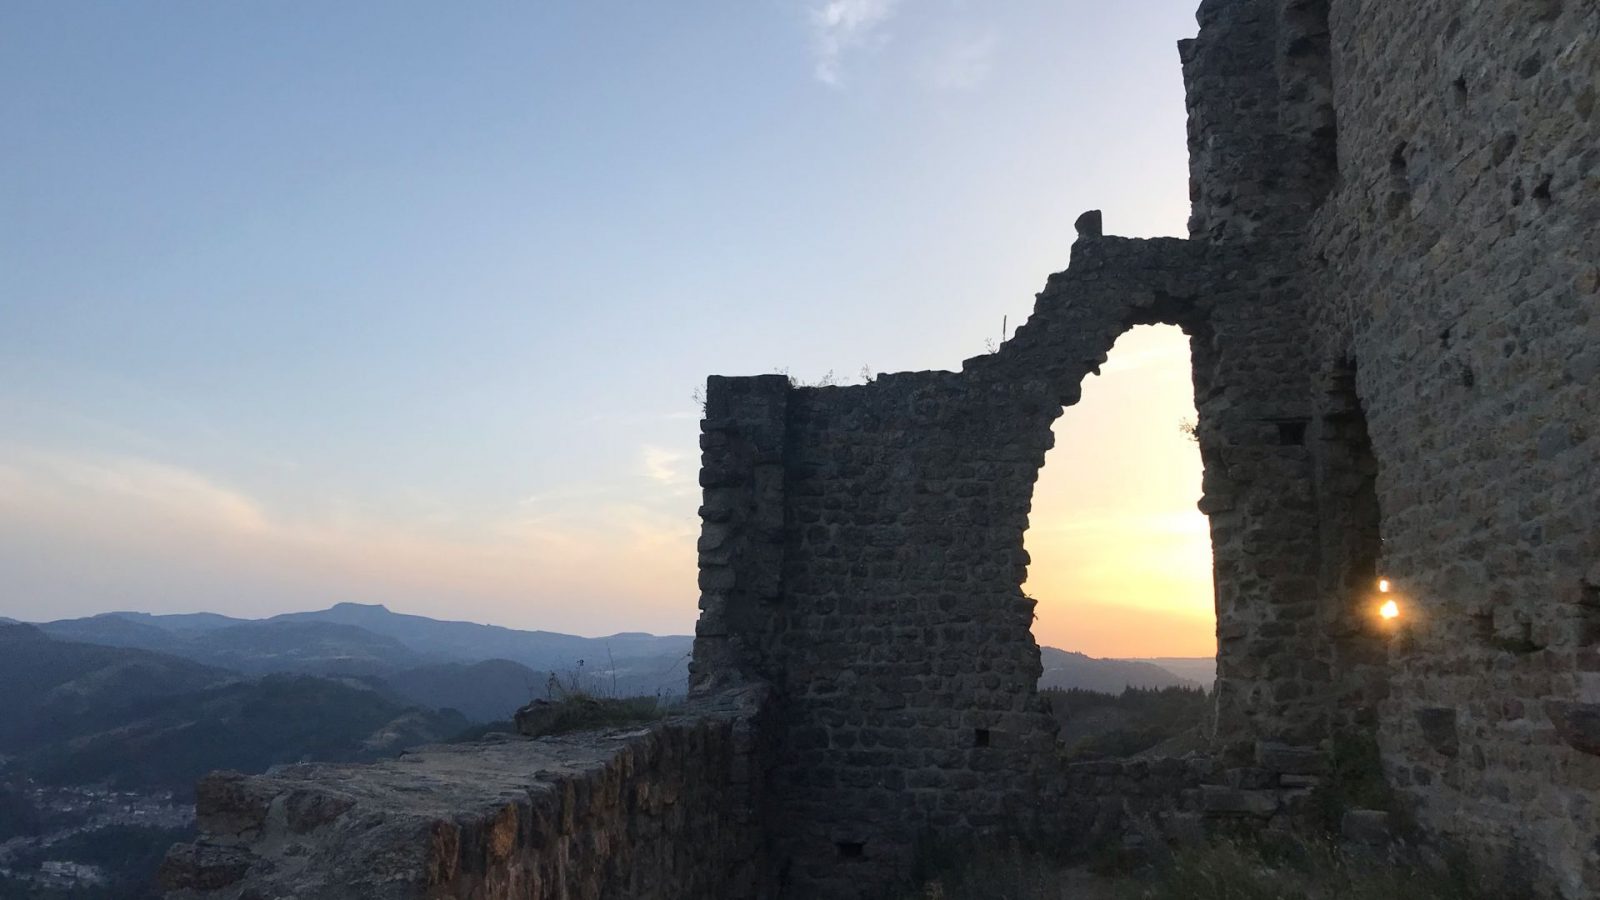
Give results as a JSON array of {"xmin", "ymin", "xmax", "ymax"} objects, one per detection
[{"xmin": 161, "ymin": 686, "xmax": 772, "ymax": 900}]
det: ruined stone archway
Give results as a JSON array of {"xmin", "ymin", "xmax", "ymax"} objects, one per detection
[{"xmin": 686, "ymin": 230, "xmax": 1306, "ymax": 897}]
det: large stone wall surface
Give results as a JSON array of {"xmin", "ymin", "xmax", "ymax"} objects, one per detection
[
  {"xmin": 1302, "ymin": 0, "xmax": 1600, "ymax": 894},
  {"xmin": 690, "ymin": 0, "xmax": 1599, "ymax": 896},
  {"xmin": 161, "ymin": 689, "xmax": 775, "ymax": 900}
]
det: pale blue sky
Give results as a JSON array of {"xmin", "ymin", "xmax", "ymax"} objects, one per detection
[{"xmin": 0, "ymin": 1, "xmax": 1208, "ymax": 651}]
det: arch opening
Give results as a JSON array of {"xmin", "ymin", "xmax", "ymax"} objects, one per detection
[{"xmin": 1024, "ymin": 324, "xmax": 1216, "ymax": 754}]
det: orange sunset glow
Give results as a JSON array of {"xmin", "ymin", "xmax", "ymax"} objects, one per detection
[{"xmin": 1024, "ymin": 325, "xmax": 1217, "ymax": 659}]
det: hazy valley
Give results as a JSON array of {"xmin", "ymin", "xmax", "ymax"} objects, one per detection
[{"xmin": 0, "ymin": 604, "xmax": 1209, "ymax": 896}]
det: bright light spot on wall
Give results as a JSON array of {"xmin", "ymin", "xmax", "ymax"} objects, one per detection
[
  {"xmin": 1378, "ymin": 578, "xmax": 1391, "ymax": 593},
  {"xmin": 1379, "ymin": 599, "xmax": 1400, "ymax": 620}
]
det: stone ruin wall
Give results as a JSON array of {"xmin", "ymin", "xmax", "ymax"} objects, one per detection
[
  {"xmin": 162, "ymin": 1, "xmax": 1599, "ymax": 897},
  {"xmin": 1303, "ymin": 0, "xmax": 1600, "ymax": 891},
  {"xmin": 690, "ymin": 233, "xmax": 1323, "ymax": 898},
  {"xmin": 694, "ymin": 0, "xmax": 1600, "ymax": 894}
]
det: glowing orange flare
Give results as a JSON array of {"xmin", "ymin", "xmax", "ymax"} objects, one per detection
[
  {"xmin": 1378, "ymin": 578, "xmax": 1391, "ymax": 593},
  {"xmin": 1379, "ymin": 599, "xmax": 1400, "ymax": 620}
]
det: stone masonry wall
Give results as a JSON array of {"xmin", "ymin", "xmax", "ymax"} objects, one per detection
[
  {"xmin": 1302, "ymin": 0, "xmax": 1600, "ymax": 894},
  {"xmin": 161, "ymin": 688, "xmax": 776, "ymax": 900},
  {"xmin": 691, "ymin": 225, "xmax": 1343, "ymax": 897},
  {"xmin": 692, "ymin": 0, "xmax": 1600, "ymax": 896}
]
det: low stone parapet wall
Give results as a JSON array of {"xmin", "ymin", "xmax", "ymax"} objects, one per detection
[{"xmin": 160, "ymin": 686, "xmax": 774, "ymax": 900}]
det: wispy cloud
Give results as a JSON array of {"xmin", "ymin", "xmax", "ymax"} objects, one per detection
[
  {"xmin": 809, "ymin": 0, "xmax": 903, "ymax": 87},
  {"xmin": 641, "ymin": 445, "xmax": 689, "ymax": 488},
  {"xmin": 3, "ymin": 448, "xmax": 268, "ymax": 533}
]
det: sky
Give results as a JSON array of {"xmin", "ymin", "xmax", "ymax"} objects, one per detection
[{"xmin": 0, "ymin": 0, "xmax": 1214, "ymax": 658}]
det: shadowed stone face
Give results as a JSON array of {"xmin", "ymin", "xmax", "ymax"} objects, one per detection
[{"xmin": 691, "ymin": 0, "xmax": 1600, "ymax": 895}]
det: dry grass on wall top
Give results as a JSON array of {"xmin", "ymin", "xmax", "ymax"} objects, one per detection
[{"xmin": 512, "ymin": 694, "xmax": 665, "ymax": 739}]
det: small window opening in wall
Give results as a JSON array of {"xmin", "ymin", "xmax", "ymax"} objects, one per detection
[
  {"xmin": 1578, "ymin": 581, "xmax": 1600, "ymax": 646},
  {"xmin": 1471, "ymin": 609, "xmax": 1496, "ymax": 643},
  {"xmin": 837, "ymin": 842, "xmax": 865, "ymax": 859},
  {"xmin": 1386, "ymin": 142, "xmax": 1412, "ymax": 219},
  {"xmin": 973, "ymin": 728, "xmax": 991, "ymax": 748},
  {"xmin": 1533, "ymin": 174, "xmax": 1553, "ymax": 209},
  {"xmin": 1278, "ymin": 420, "xmax": 1309, "ymax": 446}
]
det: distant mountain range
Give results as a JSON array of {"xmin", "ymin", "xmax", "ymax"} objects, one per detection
[
  {"xmin": 27, "ymin": 603, "xmax": 1210, "ymax": 705},
  {"xmin": 1133, "ymin": 657, "xmax": 1216, "ymax": 686},
  {"xmin": 1, "ymin": 604, "xmax": 1210, "ymax": 794},
  {"xmin": 35, "ymin": 602, "xmax": 695, "ymax": 702},
  {"xmin": 16, "ymin": 603, "xmax": 1210, "ymax": 729}
]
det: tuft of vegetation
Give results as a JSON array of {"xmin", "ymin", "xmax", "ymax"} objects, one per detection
[
  {"xmin": 1044, "ymin": 686, "xmax": 1211, "ymax": 760},
  {"xmin": 1311, "ymin": 730, "xmax": 1399, "ymax": 835},
  {"xmin": 513, "ymin": 694, "xmax": 664, "ymax": 738},
  {"xmin": 512, "ymin": 662, "xmax": 667, "ymax": 738}
]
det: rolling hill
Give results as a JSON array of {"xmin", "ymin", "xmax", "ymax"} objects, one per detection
[
  {"xmin": 1037, "ymin": 647, "xmax": 1198, "ymax": 693},
  {"xmin": 36, "ymin": 604, "xmax": 695, "ymax": 700},
  {"xmin": 270, "ymin": 602, "xmax": 693, "ymax": 680},
  {"xmin": 0, "ymin": 626, "xmax": 467, "ymax": 794},
  {"xmin": 0, "ymin": 623, "xmax": 236, "ymax": 752},
  {"xmin": 378, "ymin": 659, "xmax": 545, "ymax": 723}
]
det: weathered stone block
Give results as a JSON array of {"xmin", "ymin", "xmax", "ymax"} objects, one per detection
[
  {"xmin": 193, "ymin": 772, "xmax": 273, "ymax": 842},
  {"xmin": 1340, "ymin": 809, "xmax": 1392, "ymax": 847},
  {"xmin": 1255, "ymin": 742, "xmax": 1326, "ymax": 775},
  {"xmin": 157, "ymin": 843, "xmax": 254, "ymax": 892},
  {"xmin": 1414, "ymin": 708, "xmax": 1460, "ymax": 758},
  {"xmin": 1545, "ymin": 701, "xmax": 1600, "ymax": 756}
]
